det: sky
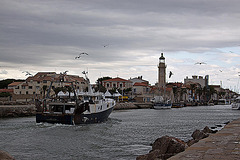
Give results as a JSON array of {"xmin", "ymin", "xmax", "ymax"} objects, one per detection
[{"xmin": 0, "ymin": 0, "xmax": 240, "ymax": 92}]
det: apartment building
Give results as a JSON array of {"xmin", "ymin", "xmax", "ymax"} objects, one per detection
[{"xmin": 8, "ymin": 72, "xmax": 88, "ymax": 101}]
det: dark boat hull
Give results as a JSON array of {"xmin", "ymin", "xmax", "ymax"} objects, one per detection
[{"xmin": 36, "ymin": 106, "xmax": 114, "ymax": 125}]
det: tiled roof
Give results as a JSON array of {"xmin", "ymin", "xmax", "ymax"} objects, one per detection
[
  {"xmin": 103, "ymin": 77, "xmax": 131, "ymax": 82},
  {"xmin": 8, "ymin": 82, "xmax": 22, "ymax": 87},
  {"xmin": 133, "ymin": 82, "xmax": 149, "ymax": 87}
]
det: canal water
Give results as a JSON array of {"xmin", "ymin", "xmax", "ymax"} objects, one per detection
[{"xmin": 0, "ymin": 105, "xmax": 239, "ymax": 160}]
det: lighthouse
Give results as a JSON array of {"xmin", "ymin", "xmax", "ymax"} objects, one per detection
[{"xmin": 158, "ymin": 53, "xmax": 166, "ymax": 88}]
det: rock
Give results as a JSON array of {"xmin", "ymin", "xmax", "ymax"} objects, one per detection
[
  {"xmin": 191, "ymin": 129, "xmax": 209, "ymax": 140},
  {"xmin": 136, "ymin": 149, "xmax": 173, "ymax": 160},
  {"xmin": 0, "ymin": 150, "xmax": 15, "ymax": 160},
  {"xmin": 202, "ymin": 126, "xmax": 212, "ymax": 133},
  {"xmin": 137, "ymin": 136, "xmax": 187, "ymax": 160},
  {"xmin": 186, "ymin": 139, "xmax": 199, "ymax": 146}
]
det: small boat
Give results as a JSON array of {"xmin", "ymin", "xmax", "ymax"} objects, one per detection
[
  {"xmin": 172, "ymin": 102, "xmax": 185, "ymax": 108},
  {"xmin": 152, "ymin": 96, "xmax": 172, "ymax": 109},
  {"xmin": 231, "ymin": 96, "xmax": 240, "ymax": 110},
  {"xmin": 36, "ymin": 72, "xmax": 116, "ymax": 125}
]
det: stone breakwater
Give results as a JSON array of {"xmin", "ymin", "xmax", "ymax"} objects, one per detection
[
  {"xmin": 137, "ymin": 121, "xmax": 233, "ymax": 160},
  {"xmin": 0, "ymin": 150, "xmax": 15, "ymax": 160},
  {"xmin": 114, "ymin": 102, "xmax": 152, "ymax": 110},
  {"xmin": 0, "ymin": 105, "xmax": 36, "ymax": 118}
]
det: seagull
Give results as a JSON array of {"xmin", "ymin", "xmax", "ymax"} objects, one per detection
[
  {"xmin": 219, "ymin": 70, "xmax": 223, "ymax": 72},
  {"xmin": 63, "ymin": 71, "xmax": 68, "ymax": 75},
  {"xmin": 103, "ymin": 44, "xmax": 109, "ymax": 47},
  {"xmin": 195, "ymin": 62, "xmax": 207, "ymax": 65},
  {"xmin": 169, "ymin": 71, "xmax": 173, "ymax": 78},
  {"xmin": 75, "ymin": 52, "xmax": 88, "ymax": 59},
  {"xmin": 22, "ymin": 71, "xmax": 33, "ymax": 76}
]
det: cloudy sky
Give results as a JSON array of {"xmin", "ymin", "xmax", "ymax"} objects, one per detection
[{"xmin": 0, "ymin": 0, "xmax": 240, "ymax": 92}]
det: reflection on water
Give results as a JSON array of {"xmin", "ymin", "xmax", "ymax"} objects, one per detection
[{"xmin": 0, "ymin": 105, "xmax": 239, "ymax": 160}]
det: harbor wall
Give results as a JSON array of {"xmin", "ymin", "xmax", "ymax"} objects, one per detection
[
  {"xmin": 0, "ymin": 105, "xmax": 36, "ymax": 118},
  {"xmin": 114, "ymin": 102, "xmax": 152, "ymax": 110}
]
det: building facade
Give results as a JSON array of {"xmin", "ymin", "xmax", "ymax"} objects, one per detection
[
  {"xmin": 8, "ymin": 72, "xmax": 88, "ymax": 101},
  {"xmin": 102, "ymin": 77, "xmax": 133, "ymax": 90}
]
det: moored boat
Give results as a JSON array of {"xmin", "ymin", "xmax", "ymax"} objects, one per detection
[
  {"xmin": 152, "ymin": 96, "xmax": 172, "ymax": 109},
  {"xmin": 231, "ymin": 96, "xmax": 240, "ymax": 110}
]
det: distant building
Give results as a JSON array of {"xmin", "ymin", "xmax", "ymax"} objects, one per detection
[
  {"xmin": 132, "ymin": 82, "xmax": 151, "ymax": 95},
  {"xmin": 184, "ymin": 75, "xmax": 209, "ymax": 88},
  {"xmin": 8, "ymin": 72, "xmax": 88, "ymax": 101},
  {"xmin": 129, "ymin": 76, "xmax": 149, "ymax": 85},
  {"xmin": 102, "ymin": 77, "xmax": 133, "ymax": 90}
]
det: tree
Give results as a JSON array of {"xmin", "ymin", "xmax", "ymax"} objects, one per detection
[
  {"xmin": 95, "ymin": 76, "xmax": 112, "ymax": 92},
  {"xmin": 189, "ymin": 83, "xmax": 197, "ymax": 101},
  {"xmin": 0, "ymin": 92, "xmax": 11, "ymax": 97},
  {"xmin": 0, "ymin": 79, "xmax": 24, "ymax": 89},
  {"xmin": 180, "ymin": 87, "xmax": 187, "ymax": 101}
]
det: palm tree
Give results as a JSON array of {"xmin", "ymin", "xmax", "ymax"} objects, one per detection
[
  {"xmin": 180, "ymin": 87, "xmax": 187, "ymax": 102},
  {"xmin": 189, "ymin": 83, "xmax": 197, "ymax": 101}
]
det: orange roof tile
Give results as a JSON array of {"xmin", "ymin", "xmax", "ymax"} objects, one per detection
[
  {"xmin": 133, "ymin": 82, "xmax": 149, "ymax": 87},
  {"xmin": 8, "ymin": 82, "xmax": 22, "ymax": 87},
  {"xmin": 103, "ymin": 77, "xmax": 131, "ymax": 82}
]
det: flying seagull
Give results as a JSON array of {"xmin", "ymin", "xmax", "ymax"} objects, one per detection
[
  {"xmin": 195, "ymin": 62, "xmax": 207, "ymax": 65},
  {"xmin": 169, "ymin": 71, "xmax": 173, "ymax": 78},
  {"xmin": 22, "ymin": 71, "xmax": 33, "ymax": 76},
  {"xmin": 63, "ymin": 71, "xmax": 68, "ymax": 75},
  {"xmin": 75, "ymin": 52, "xmax": 88, "ymax": 59},
  {"xmin": 103, "ymin": 44, "xmax": 109, "ymax": 47}
]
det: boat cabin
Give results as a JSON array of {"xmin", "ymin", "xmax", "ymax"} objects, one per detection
[{"xmin": 48, "ymin": 102, "xmax": 76, "ymax": 114}]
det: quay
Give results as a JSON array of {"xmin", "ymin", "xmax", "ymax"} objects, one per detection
[{"xmin": 169, "ymin": 118, "xmax": 240, "ymax": 160}]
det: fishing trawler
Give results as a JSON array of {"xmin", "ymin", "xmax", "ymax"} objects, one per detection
[{"xmin": 36, "ymin": 72, "xmax": 115, "ymax": 124}]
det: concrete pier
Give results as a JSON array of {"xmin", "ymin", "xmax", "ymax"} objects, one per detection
[{"xmin": 169, "ymin": 118, "xmax": 240, "ymax": 160}]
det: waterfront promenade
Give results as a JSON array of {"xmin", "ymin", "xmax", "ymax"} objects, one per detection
[{"xmin": 169, "ymin": 117, "xmax": 240, "ymax": 160}]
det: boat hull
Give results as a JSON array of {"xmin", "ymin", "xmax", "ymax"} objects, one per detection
[
  {"xmin": 153, "ymin": 103, "xmax": 172, "ymax": 109},
  {"xmin": 36, "ymin": 106, "xmax": 114, "ymax": 125},
  {"xmin": 231, "ymin": 103, "xmax": 240, "ymax": 110}
]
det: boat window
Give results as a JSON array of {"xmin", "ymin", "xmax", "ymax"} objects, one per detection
[{"xmin": 50, "ymin": 105, "xmax": 64, "ymax": 112}]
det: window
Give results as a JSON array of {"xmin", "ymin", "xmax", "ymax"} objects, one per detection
[
  {"xmin": 120, "ymin": 84, "xmax": 123, "ymax": 88},
  {"xmin": 29, "ymin": 86, "xmax": 33, "ymax": 89},
  {"xmin": 22, "ymin": 86, "xmax": 25, "ymax": 89},
  {"xmin": 26, "ymin": 91, "xmax": 28, "ymax": 94},
  {"xmin": 134, "ymin": 88, "xmax": 136, "ymax": 93},
  {"xmin": 113, "ymin": 84, "xmax": 116, "ymax": 88},
  {"xmin": 43, "ymin": 80, "xmax": 47, "ymax": 83},
  {"xmin": 146, "ymin": 88, "xmax": 149, "ymax": 92},
  {"xmin": 107, "ymin": 83, "xmax": 110, "ymax": 88}
]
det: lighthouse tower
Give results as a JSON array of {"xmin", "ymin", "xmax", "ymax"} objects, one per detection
[{"xmin": 158, "ymin": 53, "xmax": 166, "ymax": 88}]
